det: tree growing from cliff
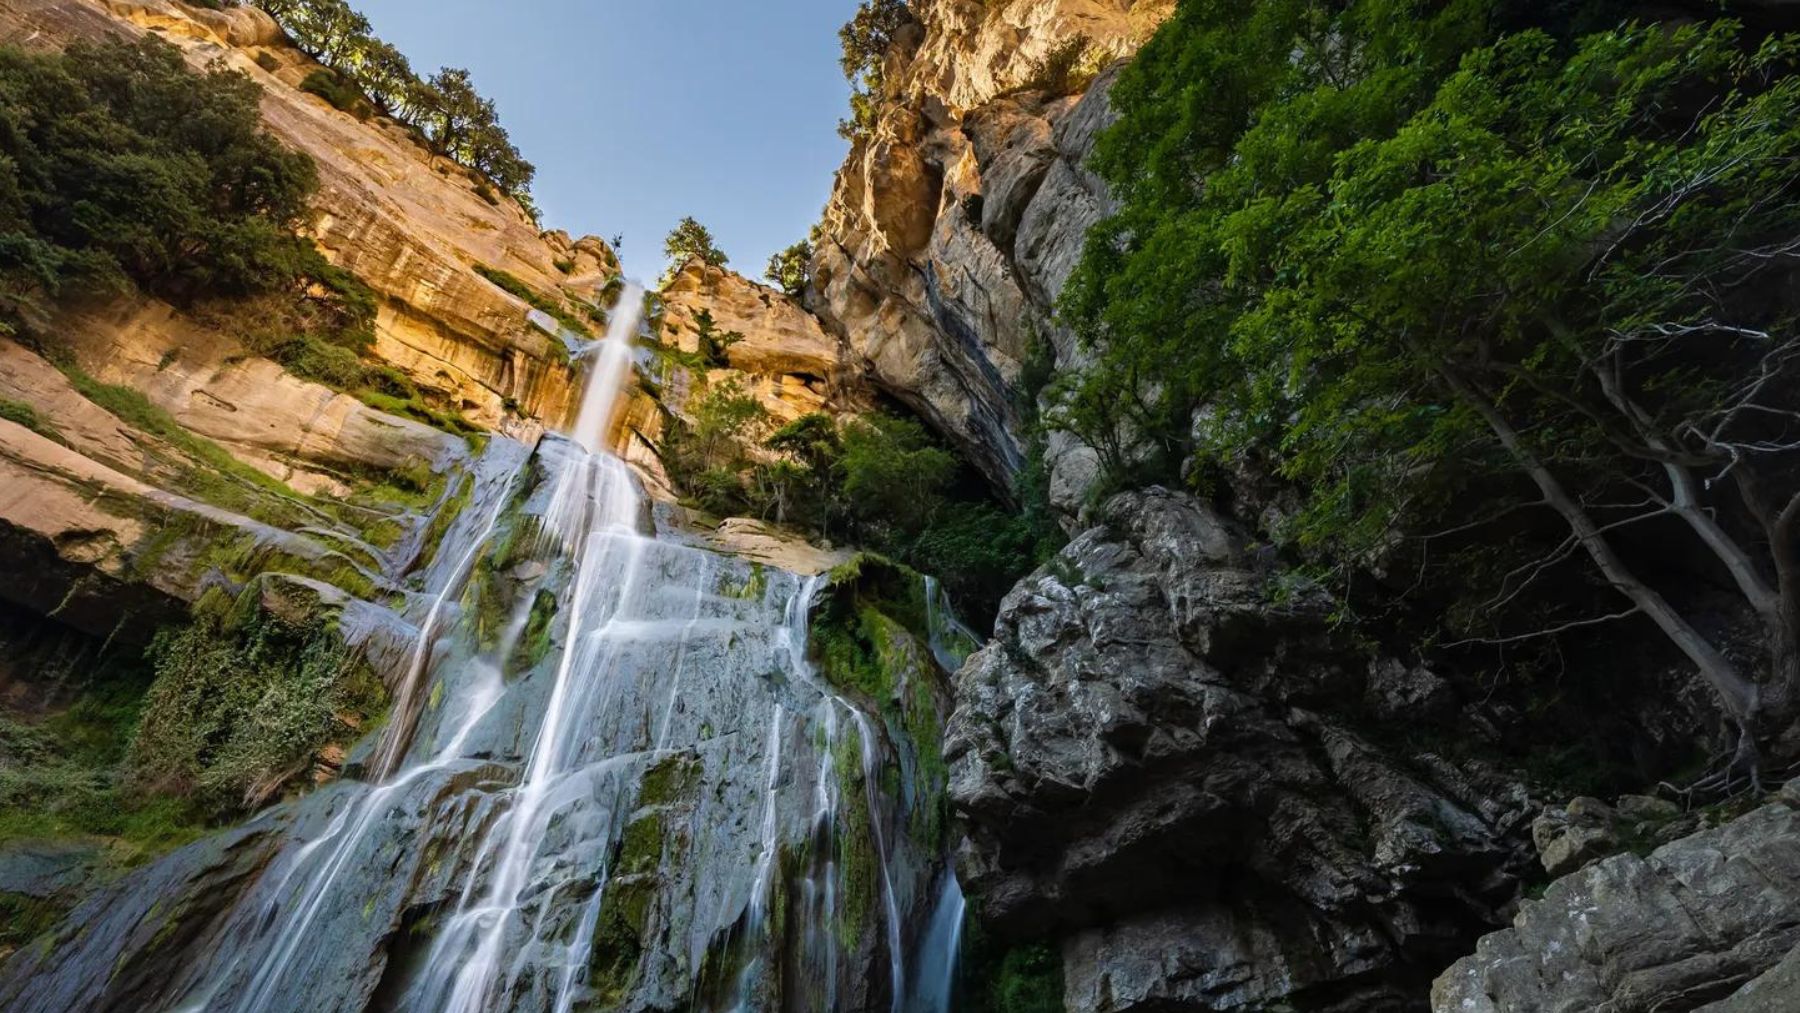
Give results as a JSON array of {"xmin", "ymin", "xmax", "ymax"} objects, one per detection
[
  {"xmin": 764, "ymin": 241, "xmax": 812, "ymax": 299},
  {"xmin": 837, "ymin": 0, "xmax": 913, "ymax": 141},
  {"xmin": 242, "ymin": 0, "xmax": 538, "ymax": 216},
  {"xmin": 1062, "ymin": 2, "xmax": 1800, "ymax": 783},
  {"xmin": 663, "ymin": 217, "xmax": 729, "ymax": 273},
  {"xmin": 839, "ymin": 0, "xmax": 913, "ymax": 80},
  {"xmin": 0, "ymin": 37, "xmax": 366, "ymax": 339}
]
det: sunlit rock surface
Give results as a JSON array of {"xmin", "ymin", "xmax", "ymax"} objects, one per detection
[
  {"xmin": 0, "ymin": 0, "xmax": 617, "ymax": 433},
  {"xmin": 811, "ymin": 0, "xmax": 1172, "ymax": 498}
]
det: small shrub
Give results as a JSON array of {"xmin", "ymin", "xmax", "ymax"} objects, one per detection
[
  {"xmin": 0, "ymin": 397, "xmax": 63, "ymax": 444},
  {"xmin": 301, "ymin": 68, "xmax": 374, "ymax": 119},
  {"xmin": 130, "ymin": 586, "xmax": 386, "ymax": 817}
]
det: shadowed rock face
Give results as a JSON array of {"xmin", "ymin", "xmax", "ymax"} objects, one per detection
[
  {"xmin": 946, "ymin": 489, "xmax": 1538, "ymax": 1011},
  {"xmin": 1434, "ymin": 789, "xmax": 1800, "ymax": 1013}
]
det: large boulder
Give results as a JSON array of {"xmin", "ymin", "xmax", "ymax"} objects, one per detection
[
  {"xmin": 946, "ymin": 488, "xmax": 1537, "ymax": 1011},
  {"xmin": 1434, "ymin": 787, "xmax": 1800, "ymax": 1013}
]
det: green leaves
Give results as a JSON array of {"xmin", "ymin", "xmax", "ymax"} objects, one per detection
[{"xmin": 1059, "ymin": 1, "xmax": 1800, "ymax": 634}]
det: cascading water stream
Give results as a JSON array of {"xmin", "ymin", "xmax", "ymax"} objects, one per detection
[
  {"xmin": 907, "ymin": 872, "xmax": 966, "ymax": 1013},
  {"xmin": 53, "ymin": 279, "xmax": 966, "ymax": 1013}
]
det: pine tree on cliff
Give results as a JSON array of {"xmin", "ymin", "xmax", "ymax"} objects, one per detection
[{"xmin": 664, "ymin": 217, "xmax": 729, "ymax": 274}]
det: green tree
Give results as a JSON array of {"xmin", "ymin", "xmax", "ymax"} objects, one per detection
[
  {"xmin": 1062, "ymin": 2, "xmax": 1800, "ymax": 773},
  {"xmin": 664, "ymin": 216, "xmax": 729, "ymax": 272},
  {"xmin": 0, "ymin": 38, "xmax": 345, "ymax": 317},
  {"xmin": 691, "ymin": 309, "xmax": 745, "ymax": 368},
  {"xmin": 247, "ymin": 0, "xmax": 536, "ymax": 214},
  {"xmin": 764, "ymin": 240, "xmax": 812, "ymax": 298},
  {"xmin": 839, "ymin": 0, "xmax": 913, "ymax": 80}
]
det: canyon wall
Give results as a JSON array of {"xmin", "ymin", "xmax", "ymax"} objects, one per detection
[{"xmin": 811, "ymin": 0, "xmax": 1173, "ymax": 506}]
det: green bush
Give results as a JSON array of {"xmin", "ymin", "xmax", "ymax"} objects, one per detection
[
  {"xmin": 0, "ymin": 38, "xmax": 337, "ymax": 325},
  {"xmin": 0, "ymin": 397, "xmax": 62, "ymax": 444},
  {"xmin": 130, "ymin": 585, "xmax": 386, "ymax": 817},
  {"xmin": 300, "ymin": 67, "xmax": 373, "ymax": 119}
]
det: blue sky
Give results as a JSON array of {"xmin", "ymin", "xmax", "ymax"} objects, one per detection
[{"xmin": 354, "ymin": 0, "xmax": 862, "ymax": 282}]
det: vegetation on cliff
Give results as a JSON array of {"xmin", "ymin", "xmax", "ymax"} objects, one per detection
[
  {"xmin": 660, "ymin": 395, "xmax": 1056, "ymax": 619},
  {"xmin": 663, "ymin": 216, "xmax": 730, "ymax": 277},
  {"xmin": 0, "ymin": 38, "xmax": 368, "ymax": 342},
  {"xmin": 1060, "ymin": 0, "xmax": 1800, "ymax": 776},
  {"xmin": 238, "ymin": 0, "xmax": 538, "ymax": 216}
]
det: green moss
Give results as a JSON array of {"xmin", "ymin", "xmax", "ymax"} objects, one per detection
[
  {"xmin": 589, "ymin": 875, "xmax": 654, "ymax": 1005},
  {"xmin": 616, "ymin": 810, "xmax": 668, "ymax": 878},
  {"xmin": 60, "ymin": 364, "xmax": 322, "ymax": 528},
  {"xmin": 833, "ymin": 724, "xmax": 875, "ymax": 943},
  {"xmin": 505, "ymin": 588, "xmax": 558, "ymax": 676},
  {"xmin": 475, "ymin": 264, "xmax": 592, "ymax": 342},
  {"xmin": 637, "ymin": 752, "xmax": 701, "ymax": 808},
  {"xmin": 417, "ymin": 474, "xmax": 475, "ymax": 574},
  {"xmin": 0, "ymin": 397, "xmax": 63, "ymax": 444},
  {"xmin": 0, "ymin": 891, "xmax": 69, "ymax": 955}
]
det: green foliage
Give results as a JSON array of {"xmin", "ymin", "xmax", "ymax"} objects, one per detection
[
  {"xmin": 662, "ymin": 216, "xmax": 729, "ymax": 273},
  {"xmin": 662, "ymin": 402, "xmax": 1055, "ymax": 622},
  {"xmin": 961, "ymin": 936, "xmax": 1063, "ymax": 1013},
  {"xmin": 0, "ymin": 653, "xmax": 206, "ymax": 862},
  {"xmin": 0, "ymin": 396, "xmax": 61, "ymax": 444},
  {"xmin": 299, "ymin": 67, "xmax": 372, "ymax": 118},
  {"xmin": 839, "ymin": 0, "xmax": 913, "ymax": 81},
  {"xmin": 1059, "ymin": 2, "xmax": 1800, "ymax": 669},
  {"xmin": 247, "ymin": 0, "xmax": 537, "ymax": 214},
  {"xmin": 474, "ymin": 263, "xmax": 592, "ymax": 339},
  {"xmin": 0, "ymin": 38, "xmax": 348, "ymax": 327},
  {"xmin": 690, "ymin": 309, "xmax": 744, "ymax": 368},
  {"xmin": 660, "ymin": 378, "xmax": 771, "ymax": 515},
  {"xmin": 130, "ymin": 584, "xmax": 386, "ymax": 817},
  {"xmin": 764, "ymin": 240, "xmax": 812, "ymax": 298}
]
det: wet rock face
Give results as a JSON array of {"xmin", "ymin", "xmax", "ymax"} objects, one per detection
[
  {"xmin": 1434, "ymin": 789, "xmax": 1800, "ymax": 1013},
  {"xmin": 946, "ymin": 488, "xmax": 1537, "ymax": 1011}
]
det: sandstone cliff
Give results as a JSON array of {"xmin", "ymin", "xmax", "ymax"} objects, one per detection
[
  {"xmin": 811, "ymin": 0, "xmax": 1172, "ymax": 506},
  {"xmin": 1, "ymin": 0, "xmax": 617, "ymax": 436}
]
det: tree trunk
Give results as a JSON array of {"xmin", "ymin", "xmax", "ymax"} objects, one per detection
[{"xmin": 1441, "ymin": 367, "xmax": 1761, "ymax": 724}]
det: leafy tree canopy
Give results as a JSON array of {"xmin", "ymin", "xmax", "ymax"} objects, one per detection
[
  {"xmin": 664, "ymin": 216, "xmax": 729, "ymax": 272},
  {"xmin": 1060, "ymin": 0, "xmax": 1800, "ymax": 757},
  {"xmin": 0, "ymin": 37, "xmax": 365, "ymax": 340},
  {"xmin": 765, "ymin": 240, "xmax": 812, "ymax": 299}
]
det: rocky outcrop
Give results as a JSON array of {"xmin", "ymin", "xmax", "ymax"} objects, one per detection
[
  {"xmin": 811, "ymin": 0, "xmax": 1171, "ymax": 499},
  {"xmin": 945, "ymin": 488, "xmax": 1536, "ymax": 1011},
  {"xmin": 1434, "ymin": 787, "xmax": 1800, "ymax": 1013},
  {"xmin": 0, "ymin": 0, "xmax": 618, "ymax": 434},
  {"xmin": 657, "ymin": 260, "xmax": 862, "ymax": 426},
  {"xmin": 622, "ymin": 261, "xmax": 876, "ymax": 497}
]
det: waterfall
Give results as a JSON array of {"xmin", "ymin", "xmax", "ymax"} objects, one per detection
[
  {"xmin": 907, "ymin": 872, "xmax": 966, "ymax": 1013},
  {"xmin": 37, "ymin": 279, "xmax": 970, "ymax": 1013}
]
